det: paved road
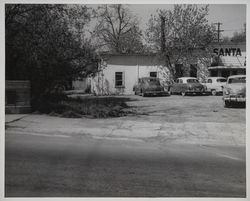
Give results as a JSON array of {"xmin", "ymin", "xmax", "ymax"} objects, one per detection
[
  {"xmin": 5, "ymin": 95, "xmax": 246, "ymax": 197},
  {"xmin": 5, "ymin": 133, "xmax": 245, "ymax": 197}
]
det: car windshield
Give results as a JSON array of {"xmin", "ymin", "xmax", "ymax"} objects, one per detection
[
  {"xmin": 187, "ymin": 79, "xmax": 199, "ymax": 83},
  {"xmin": 217, "ymin": 78, "xmax": 226, "ymax": 83},
  {"xmin": 228, "ymin": 77, "xmax": 246, "ymax": 84},
  {"xmin": 144, "ymin": 79, "xmax": 160, "ymax": 84}
]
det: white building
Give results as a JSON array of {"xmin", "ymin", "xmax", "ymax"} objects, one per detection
[
  {"xmin": 91, "ymin": 54, "xmax": 170, "ymax": 95},
  {"xmin": 84, "ymin": 43, "xmax": 246, "ymax": 96}
]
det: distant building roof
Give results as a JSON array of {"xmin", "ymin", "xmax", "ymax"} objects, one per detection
[
  {"xmin": 208, "ymin": 66, "xmax": 246, "ymax": 70},
  {"xmin": 99, "ymin": 54, "xmax": 164, "ymax": 66},
  {"xmin": 219, "ymin": 55, "xmax": 246, "ymax": 67}
]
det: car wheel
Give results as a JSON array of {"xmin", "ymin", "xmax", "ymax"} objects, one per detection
[
  {"xmin": 224, "ymin": 100, "xmax": 231, "ymax": 108},
  {"xmin": 211, "ymin": 90, "xmax": 217, "ymax": 96},
  {"xmin": 181, "ymin": 92, "xmax": 186, "ymax": 96}
]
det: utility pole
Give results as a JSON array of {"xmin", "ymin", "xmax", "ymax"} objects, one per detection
[
  {"xmin": 160, "ymin": 15, "xmax": 166, "ymax": 53},
  {"xmin": 243, "ymin": 23, "xmax": 246, "ymax": 34},
  {"xmin": 213, "ymin": 22, "xmax": 224, "ymax": 43}
]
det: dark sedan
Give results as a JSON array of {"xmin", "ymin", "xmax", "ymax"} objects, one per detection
[{"xmin": 133, "ymin": 77, "xmax": 170, "ymax": 97}]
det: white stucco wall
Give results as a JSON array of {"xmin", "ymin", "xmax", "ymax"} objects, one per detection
[{"xmin": 91, "ymin": 64, "xmax": 170, "ymax": 95}]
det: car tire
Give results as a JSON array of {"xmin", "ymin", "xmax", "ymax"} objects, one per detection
[
  {"xmin": 211, "ymin": 90, "xmax": 217, "ymax": 96},
  {"xmin": 224, "ymin": 100, "xmax": 231, "ymax": 108},
  {"xmin": 181, "ymin": 92, "xmax": 186, "ymax": 96}
]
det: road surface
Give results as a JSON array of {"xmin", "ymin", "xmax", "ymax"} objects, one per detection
[
  {"xmin": 5, "ymin": 95, "xmax": 246, "ymax": 197},
  {"xmin": 5, "ymin": 132, "xmax": 245, "ymax": 197}
]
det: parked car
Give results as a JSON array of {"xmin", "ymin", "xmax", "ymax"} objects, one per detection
[
  {"xmin": 203, "ymin": 77, "xmax": 227, "ymax": 96},
  {"xmin": 133, "ymin": 77, "xmax": 170, "ymax": 97},
  {"xmin": 169, "ymin": 77, "xmax": 207, "ymax": 96},
  {"xmin": 223, "ymin": 75, "xmax": 246, "ymax": 107}
]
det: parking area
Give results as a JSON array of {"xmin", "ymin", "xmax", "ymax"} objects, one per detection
[{"xmin": 126, "ymin": 94, "xmax": 245, "ymax": 124}]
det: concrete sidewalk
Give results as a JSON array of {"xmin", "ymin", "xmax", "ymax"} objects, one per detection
[{"xmin": 5, "ymin": 114, "xmax": 245, "ymax": 146}]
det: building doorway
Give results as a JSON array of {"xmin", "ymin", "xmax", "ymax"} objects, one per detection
[{"xmin": 190, "ymin": 64, "xmax": 197, "ymax": 77}]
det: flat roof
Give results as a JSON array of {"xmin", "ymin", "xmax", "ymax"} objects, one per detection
[{"xmin": 208, "ymin": 66, "xmax": 246, "ymax": 70}]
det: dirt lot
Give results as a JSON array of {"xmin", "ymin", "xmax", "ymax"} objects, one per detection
[
  {"xmin": 125, "ymin": 94, "xmax": 246, "ymax": 124},
  {"xmin": 6, "ymin": 94, "xmax": 246, "ymax": 146}
]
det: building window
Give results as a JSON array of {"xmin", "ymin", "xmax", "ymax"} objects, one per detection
[
  {"xmin": 150, "ymin": 72, "xmax": 157, "ymax": 78},
  {"xmin": 115, "ymin": 72, "xmax": 124, "ymax": 87}
]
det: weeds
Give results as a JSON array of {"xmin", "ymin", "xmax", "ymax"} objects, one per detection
[{"xmin": 33, "ymin": 93, "xmax": 133, "ymax": 118}]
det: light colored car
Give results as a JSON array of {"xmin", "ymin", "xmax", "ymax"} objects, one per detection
[
  {"xmin": 133, "ymin": 77, "xmax": 170, "ymax": 97},
  {"xmin": 170, "ymin": 77, "xmax": 206, "ymax": 96},
  {"xmin": 223, "ymin": 75, "xmax": 246, "ymax": 107},
  {"xmin": 203, "ymin": 77, "xmax": 227, "ymax": 96}
]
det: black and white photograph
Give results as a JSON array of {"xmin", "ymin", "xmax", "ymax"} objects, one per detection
[{"xmin": 2, "ymin": 1, "xmax": 248, "ymax": 199}]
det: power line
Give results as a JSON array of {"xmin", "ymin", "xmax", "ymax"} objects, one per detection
[{"xmin": 223, "ymin": 29, "xmax": 244, "ymax": 32}]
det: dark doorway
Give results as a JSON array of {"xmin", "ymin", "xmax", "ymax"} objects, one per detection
[
  {"xmin": 175, "ymin": 64, "xmax": 183, "ymax": 78},
  {"xmin": 190, "ymin": 64, "xmax": 197, "ymax": 77}
]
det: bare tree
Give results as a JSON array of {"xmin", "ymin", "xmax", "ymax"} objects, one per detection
[
  {"xmin": 231, "ymin": 31, "xmax": 246, "ymax": 43},
  {"xmin": 93, "ymin": 4, "xmax": 144, "ymax": 53}
]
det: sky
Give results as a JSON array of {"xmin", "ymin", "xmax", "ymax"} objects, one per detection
[{"xmin": 90, "ymin": 4, "xmax": 246, "ymax": 38}]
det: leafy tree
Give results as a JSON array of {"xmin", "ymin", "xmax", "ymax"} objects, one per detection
[
  {"xmin": 93, "ymin": 4, "xmax": 144, "ymax": 53},
  {"xmin": 146, "ymin": 4, "xmax": 215, "ymax": 80},
  {"xmin": 5, "ymin": 4, "xmax": 99, "ymax": 106}
]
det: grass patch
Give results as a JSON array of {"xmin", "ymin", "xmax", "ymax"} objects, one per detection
[{"xmin": 33, "ymin": 93, "xmax": 135, "ymax": 118}]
